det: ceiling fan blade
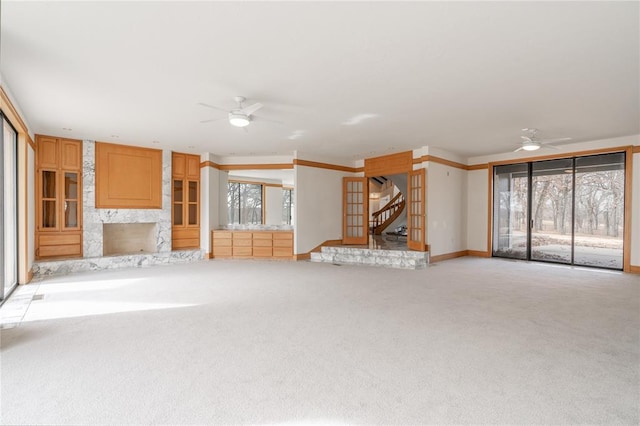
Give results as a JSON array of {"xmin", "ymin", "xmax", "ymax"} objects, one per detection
[
  {"xmin": 252, "ymin": 114, "xmax": 283, "ymax": 125},
  {"xmin": 198, "ymin": 102, "xmax": 229, "ymax": 113},
  {"xmin": 540, "ymin": 137, "xmax": 572, "ymax": 144},
  {"xmin": 200, "ymin": 117, "xmax": 226, "ymax": 123},
  {"xmin": 521, "ymin": 136, "xmax": 533, "ymax": 142},
  {"xmin": 240, "ymin": 102, "xmax": 263, "ymax": 116},
  {"xmin": 514, "ymin": 147, "xmax": 524, "ymax": 152}
]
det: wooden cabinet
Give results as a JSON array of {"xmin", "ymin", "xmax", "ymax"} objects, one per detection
[
  {"xmin": 35, "ymin": 135, "xmax": 83, "ymax": 260},
  {"xmin": 172, "ymin": 152, "xmax": 200, "ymax": 249},
  {"xmin": 211, "ymin": 230, "xmax": 293, "ymax": 259}
]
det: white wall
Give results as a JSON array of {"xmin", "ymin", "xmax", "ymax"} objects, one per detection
[
  {"xmin": 426, "ymin": 162, "xmax": 467, "ymax": 257},
  {"xmin": 294, "ymin": 165, "xmax": 351, "ymax": 254},
  {"xmin": 265, "ymin": 186, "xmax": 283, "ymax": 225},
  {"xmin": 631, "ymin": 152, "xmax": 640, "ymax": 268},
  {"xmin": 218, "ymin": 171, "xmax": 229, "ymax": 225},
  {"xmin": 200, "ymin": 154, "xmax": 222, "ymax": 254},
  {"xmin": 466, "ymin": 169, "xmax": 488, "ymax": 252}
]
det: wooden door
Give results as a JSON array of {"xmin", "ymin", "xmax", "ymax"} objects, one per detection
[
  {"xmin": 342, "ymin": 177, "xmax": 368, "ymax": 245},
  {"xmin": 407, "ymin": 169, "xmax": 426, "ymax": 251}
]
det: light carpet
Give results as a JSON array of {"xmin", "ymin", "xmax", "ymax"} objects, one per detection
[{"xmin": 1, "ymin": 257, "xmax": 638, "ymax": 425}]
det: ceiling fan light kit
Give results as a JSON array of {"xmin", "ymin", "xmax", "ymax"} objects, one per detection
[
  {"xmin": 229, "ymin": 113, "xmax": 250, "ymax": 127},
  {"xmin": 521, "ymin": 142, "xmax": 541, "ymax": 151}
]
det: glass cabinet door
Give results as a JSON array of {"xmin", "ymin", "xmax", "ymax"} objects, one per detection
[
  {"xmin": 188, "ymin": 180, "xmax": 198, "ymax": 226},
  {"xmin": 41, "ymin": 170, "xmax": 57, "ymax": 229},
  {"xmin": 63, "ymin": 172, "xmax": 79, "ymax": 229},
  {"xmin": 173, "ymin": 179, "xmax": 183, "ymax": 226}
]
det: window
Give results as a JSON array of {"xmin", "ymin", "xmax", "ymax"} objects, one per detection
[
  {"xmin": 282, "ymin": 188, "xmax": 293, "ymax": 225},
  {"xmin": 227, "ymin": 182, "xmax": 263, "ymax": 224}
]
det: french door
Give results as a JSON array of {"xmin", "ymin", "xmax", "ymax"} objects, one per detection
[
  {"xmin": 493, "ymin": 152, "xmax": 625, "ymax": 270},
  {"xmin": 407, "ymin": 169, "xmax": 426, "ymax": 251},
  {"xmin": 342, "ymin": 177, "xmax": 368, "ymax": 245}
]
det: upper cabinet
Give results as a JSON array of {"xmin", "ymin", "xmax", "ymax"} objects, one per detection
[
  {"xmin": 35, "ymin": 135, "xmax": 83, "ymax": 259},
  {"xmin": 172, "ymin": 152, "xmax": 200, "ymax": 249}
]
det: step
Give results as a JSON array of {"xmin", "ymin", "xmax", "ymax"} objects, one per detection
[{"xmin": 310, "ymin": 246, "xmax": 428, "ymax": 270}]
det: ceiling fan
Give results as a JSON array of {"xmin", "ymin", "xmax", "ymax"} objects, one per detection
[
  {"xmin": 515, "ymin": 128, "xmax": 572, "ymax": 152},
  {"xmin": 198, "ymin": 96, "xmax": 264, "ymax": 128}
]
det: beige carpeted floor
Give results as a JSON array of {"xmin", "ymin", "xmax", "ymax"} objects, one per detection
[{"xmin": 1, "ymin": 257, "xmax": 639, "ymax": 425}]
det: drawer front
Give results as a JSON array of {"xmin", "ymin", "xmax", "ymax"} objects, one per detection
[
  {"xmin": 272, "ymin": 232, "xmax": 293, "ymax": 240},
  {"xmin": 212, "ymin": 231, "xmax": 232, "ymax": 239},
  {"xmin": 253, "ymin": 247, "xmax": 273, "ymax": 257},
  {"xmin": 273, "ymin": 239, "xmax": 293, "ymax": 248},
  {"xmin": 173, "ymin": 238, "xmax": 199, "ymax": 249},
  {"xmin": 213, "ymin": 238, "xmax": 232, "ymax": 247},
  {"xmin": 273, "ymin": 247, "xmax": 293, "ymax": 257},
  {"xmin": 38, "ymin": 244, "xmax": 81, "ymax": 258},
  {"xmin": 213, "ymin": 247, "xmax": 233, "ymax": 257},
  {"xmin": 173, "ymin": 228, "xmax": 200, "ymax": 239},
  {"xmin": 252, "ymin": 232, "xmax": 272, "ymax": 240},
  {"xmin": 252, "ymin": 239, "xmax": 272, "ymax": 247},
  {"xmin": 233, "ymin": 239, "xmax": 252, "ymax": 247},
  {"xmin": 39, "ymin": 233, "xmax": 81, "ymax": 246},
  {"xmin": 233, "ymin": 247, "xmax": 252, "ymax": 257},
  {"xmin": 232, "ymin": 232, "xmax": 252, "ymax": 239}
]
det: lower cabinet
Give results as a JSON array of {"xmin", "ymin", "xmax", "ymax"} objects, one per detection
[{"xmin": 211, "ymin": 230, "xmax": 293, "ymax": 259}]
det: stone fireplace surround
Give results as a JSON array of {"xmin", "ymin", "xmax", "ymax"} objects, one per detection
[{"xmin": 32, "ymin": 141, "xmax": 203, "ymax": 277}]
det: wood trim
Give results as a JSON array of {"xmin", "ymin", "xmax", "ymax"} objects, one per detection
[
  {"xmin": 487, "ymin": 165, "xmax": 493, "ymax": 255},
  {"xmin": 219, "ymin": 163, "xmax": 293, "ymax": 171},
  {"xmin": 422, "ymin": 155, "xmax": 468, "ymax": 170},
  {"xmin": 263, "ymin": 183, "xmax": 283, "ymax": 188},
  {"xmin": 200, "ymin": 160, "xmax": 220, "ymax": 169},
  {"xmin": 294, "ymin": 159, "xmax": 357, "ymax": 173},
  {"xmin": 489, "ymin": 145, "xmax": 632, "ymax": 167},
  {"xmin": 632, "ymin": 146, "xmax": 640, "ymax": 153},
  {"xmin": 295, "ymin": 239, "xmax": 343, "ymax": 260},
  {"xmin": 26, "ymin": 134, "xmax": 36, "ymax": 151},
  {"xmin": 206, "ymin": 252, "xmax": 213, "ymax": 259},
  {"xmin": 468, "ymin": 163, "xmax": 489, "ymax": 170},
  {"xmin": 0, "ymin": 86, "xmax": 29, "ymax": 134},
  {"xmin": 623, "ymin": 146, "xmax": 633, "ymax": 272},
  {"xmin": 430, "ymin": 250, "xmax": 469, "ymax": 263},
  {"xmin": 27, "ymin": 268, "xmax": 34, "ymax": 283},
  {"xmin": 468, "ymin": 250, "xmax": 491, "ymax": 257},
  {"xmin": 354, "ymin": 166, "xmax": 364, "ymax": 173},
  {"xmin": 364, "ymin": 151, "xmax": 413, "ymax": 176},
  {"xmin": 629, "ymin": 265, "xmax": 640, "ymax": 274}
]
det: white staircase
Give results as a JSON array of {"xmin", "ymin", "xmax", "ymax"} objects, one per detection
[{"xmin": 310, "ymin": 246, "xmax": 428, "ymax": 270}]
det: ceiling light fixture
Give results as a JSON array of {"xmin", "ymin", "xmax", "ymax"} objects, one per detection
[
  {"xmin": 521, "ymin": 142, "xmax": 541, "ymax": 151},
  {"xmin": 229, "ymin": 113, "xmax": 250, "ymax": 127}
]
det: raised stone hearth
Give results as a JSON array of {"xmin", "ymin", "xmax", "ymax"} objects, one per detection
[{"xmin": 310, "ymin": 246, "xmax": 429, "ymax": 269}]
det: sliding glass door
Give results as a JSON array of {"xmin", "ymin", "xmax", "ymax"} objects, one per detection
[
  {"xmin": 1, "ymin": 113, "xmax": 18, "ymax": 299},
  {"xmin": 492, "ymin": 152, "xmax": 625, "ymax": 270},
  {"xmin": 530, "ymin": 159, "xmax": 573, "ymax": 264},
  {"xmin": 493, "ymin": 163, "xmax": 528, "ymax": 260}
]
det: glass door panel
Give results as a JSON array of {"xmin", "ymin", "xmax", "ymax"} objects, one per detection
[
  {"xmin": 493, "ymin": 163, "xmax": 528, "ymax": 259},
  {"xmin": 531, "ymin": 159, "xmax": 573, "ymax": 264},
  {"xmin": 41, "ymin": 170, "xmax": 57, "ymax": 229},
  {"xmin": 188, "ymin": 180, "xmax": 198, "ymax": 225},
  {"xmin": 574, "ymin": 153, "xmax": 625, "ymax": 269},
  {"xmin": 64, "ymin": 172, "xmax": 79, "ymax": 228},
  {"xmin": 173, "ymin": 180, "xmax": 183, "ymax": 226}
]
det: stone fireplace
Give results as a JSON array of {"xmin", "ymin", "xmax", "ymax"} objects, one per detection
[{"xmin": 103, "ymin": 223, "xmax": 158, "ymax": 256}]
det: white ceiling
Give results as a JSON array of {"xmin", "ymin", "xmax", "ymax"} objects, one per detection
[{"xmin": 1, "ymin": 1, "xmax": 638, "ymax": 162}]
